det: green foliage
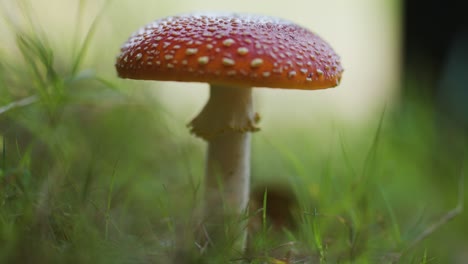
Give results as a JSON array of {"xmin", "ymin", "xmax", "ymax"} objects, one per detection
[{"xmin": 0, "ymin": 1, "xmax": 466, "ymax": 263}]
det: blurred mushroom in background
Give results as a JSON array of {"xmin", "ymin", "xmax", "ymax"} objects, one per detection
[{"xmin": 248, "ymin": 182, "xmax": 298, "ymax": 233}]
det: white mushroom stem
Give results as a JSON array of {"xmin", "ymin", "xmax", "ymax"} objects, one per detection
[{"xmin": 189, "ymin": 85, "xmax": 258, "ymax": 250}]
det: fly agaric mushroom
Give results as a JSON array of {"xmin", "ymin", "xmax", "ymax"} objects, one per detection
[{"xmin": 115, "ymin": 13, "xmax": 343, "ymax": 251}]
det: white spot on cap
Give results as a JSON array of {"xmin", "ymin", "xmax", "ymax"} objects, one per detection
[
  {"xmin": 223, "ymin": 38, "xmax": 235, "ymax": 47},
  {"xmin": 164, "ymin": 55, "xmax": 174, "ymax": 60},
  {"xmin": 222, "ymin": 58, "xmax": 235, "ymax": 66},
  {"xmin": 227, "ymin": 70, "xmax": 236, "ymax": 76},
  {"xmin": 300, "ymin": 68, "xmax": 308, "ymax": 74},
  {"xmin": 316, "ymin": 69, "xmax": 324, "ymax": 75},
  {"xmin": 250, "ymin": 58, "xmax": 263, "ymax": 68},
  {"xmin": 237, "ymin": 47, "xmax": 249, "ymax": 55},
  {"xmin": 198, "ymin": 56, "xmax": 209, "ymax": 65},
  {"xmin": 206, "ymin": 44, "xmax": 213, "ymax": 49},
  {"xmin": 135, "ymin": 53, "xmax": 143, "ymax": 60},
  {"xmin": 288, "ymin": 71, "xmax": 296, "ymax": 78},
  {"xmin": 185, "ymin": 48, "xmax": 198, "ymax": 55},
  {"xmin": 262, "ymin": 72, "xmax": 271, "ymax": 77},
  {"xmin": 167, "ymin": 63, "xmax": 174, "ymax": 68}
]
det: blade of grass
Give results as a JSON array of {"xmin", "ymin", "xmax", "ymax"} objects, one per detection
[
  {"xmin": 339, "ymin": 131, "xmax": 358, "ymax": 178},
  {"xmin": 378, "ymin": 185, "xmax": 402, "ymax": 246},
  {"xmin": 81, "ymin": 156, "xmax": 95, "ymax": 204},
  {"xmin": 260, "ymin": 135, "xmax": 307, "ymax": 178},
  {"xmin": 14, "ymin": 32, "xmax": 61, "ymax": 113},
  {"xmin": 403, "ymin": 170, "xmax": 464, "ymax": 253},
  {"xmin": 71, "ymin": 0, "xmax": 114, "ymax": 75},
  {"xmin": 105, "ymin": 158, "xmax": 119, "ymax": 240},
  {"xmin": 382, "ymin": 168, "xmax": 466, "ymax": 262},
  {"xmin": 156, "ymin": 184, "xmax": 175, "ymax": 234},
  {"xmin": 361, "ymin": 106, "xmax": 386, "ymax": 182},
  {"xmin": 0, "ymin": 96, "xmax": 38, "ymax": 116},
  {"xmin": 311, "ymin": 209, "xmax": 325, "ymax": 262},
  {"xmin": 1, "ymin": 136, "xmax": 5, "ymax": 173},
  {"xmin": 421, "ymin": 249, "xmax": 428, "ymax": 264},
  {"xmin": 15, "ymin": 35, "xmax": 48, "ymax": 90},
  {"xmin": 71, "ymin": 0, "xmax": 88, "ymax": 60},
  {"xmin": 262, "ymin": 187, "xmax": 268, "ymax": 236},
  {"xmin": 16, "ymin": 0, "xmax": 48, "ymax": 41},
  {"xmin": 302, "ymin": 208, "xmax": 325, "ymax": 262}
]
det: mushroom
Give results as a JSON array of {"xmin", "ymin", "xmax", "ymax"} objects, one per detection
[{"xmin": 115, "ymin": 13, "xmax": 343, "ymax": 252}]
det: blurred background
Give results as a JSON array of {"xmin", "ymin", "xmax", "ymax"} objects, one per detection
[
  {"xmin": 0, "ymin": 0, "xmax": 467, "ymax": 263},
  {"xmin": 1, "ymin": 0, "xmax": 402, "ymax": 127}
]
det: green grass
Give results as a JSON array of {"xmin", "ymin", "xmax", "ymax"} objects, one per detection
[{"xmin": 1, "ymin": 1, "xmax": 467, "ymax": 263}]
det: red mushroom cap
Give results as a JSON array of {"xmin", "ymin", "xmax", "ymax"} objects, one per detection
[{"xmin": 116, "ymin": 13, "xmax": 343, "ymax": 90}]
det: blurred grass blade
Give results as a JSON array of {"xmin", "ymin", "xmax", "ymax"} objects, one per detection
[
  {"xmin": 72, "ymin": 0, "xmax": 88, "ymax": 59},
  {"xmin": 378, "ymin": 185, "xmax": 402, "ymax": 246},
  {"xmin": 2, "ymin": 136, "xmax": 5, "ymax": 173},
  {"xmin": 312, "ymin": 209, "xmax": 325, "ymax": 262},
  {"xmin": 262, "ymin": 187, "xmax": 268, "ymax": 235},
  {"xmin": 71, "ymin": 0, "xmax": 113, "ymax": 75},
  {"xmin": 15, "ymin": 31, "xmax": 63, "ymax": 111},
  {"xmin": 421, "ymin": 249, "xmax": 427, "ymax": 264},
  {"xmin": 262, "ymin": 136, "xmax": 307, "ymax": 177},
  {"xmin": 0, "ymin": 96, "xmax": 38, "ymax": 116},
  {"xmin": 339, "ymin": 130, "xmax": 357, "ymax": 178},
  {"xmin": 403, "ymin": 170, "xmax": 464, "ymax": 254},
  {"xmin": 95, "ymin": 76, "xmax": 120, "ymax": 90},
  {"xmin": 361, "ymin": 106, "xmax": 386, "ymax": 181},
  {"xmin": 16, "ymin": 35, "xmax": 48, "ymax": 91},
  {"xmin": 105, "ymin": 158, "xmax": 119, "ymax": 240}
]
